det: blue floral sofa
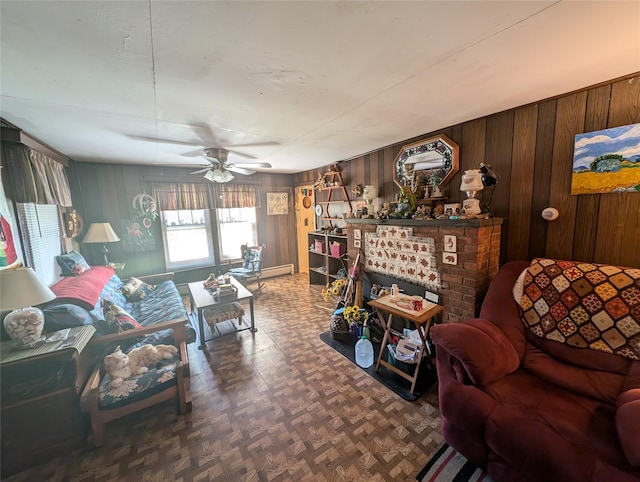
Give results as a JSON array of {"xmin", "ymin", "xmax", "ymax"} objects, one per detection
[
  {"xmin": 48, "ymin": 265, "xmax": 195, "ymax": 343},
  {"xmin": 48, "ymin": 265, "xmax": 195, "ymax": 445}
]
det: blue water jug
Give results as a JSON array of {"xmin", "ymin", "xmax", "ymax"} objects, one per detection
[{"xmin": 355, "ymin": 336, "xmax": 374, "ymax": 368}]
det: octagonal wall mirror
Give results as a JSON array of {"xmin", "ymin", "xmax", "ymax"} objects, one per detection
[{"xmin": 393, "ymin": 134, "xmax": 459, "ymax": 191}]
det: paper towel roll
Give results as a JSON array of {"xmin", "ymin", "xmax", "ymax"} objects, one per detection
[{"xmin": 542, "ymin": 208, "xmax": 559, "ymax": 221}]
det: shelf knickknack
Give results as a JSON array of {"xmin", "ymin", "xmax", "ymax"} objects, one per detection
[{"xmin": 393, "ymin": 134, "xmax": 459, "ymax": 199}]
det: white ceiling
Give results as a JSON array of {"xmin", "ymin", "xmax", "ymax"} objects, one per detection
[{"xmin": 1, "ymin": 1, "xmax": 639, "ymax": 174}]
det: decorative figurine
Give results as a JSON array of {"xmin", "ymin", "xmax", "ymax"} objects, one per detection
[
  {"xmin": 390, "ymin": 186, "xmax": 417, "ymax": 219},
  {"xmin": 431, "ymin": 173, "xmax": 443, "ymax": 198},
  {"xmin": 362, "ymin": 185, "xmax": 378, "ymax": 214}
]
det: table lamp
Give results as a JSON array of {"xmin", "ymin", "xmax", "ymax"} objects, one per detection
[
  {"xmin": 459, "ymin": 169, "xmax": 484, "ymax": 215},
  {"xmin": 1, "ymin": 267, "xmax": 56, "ymax": 346},
  {"xmin": 83, "ymin": 222, "xmax": 120, "ymax": 265}
]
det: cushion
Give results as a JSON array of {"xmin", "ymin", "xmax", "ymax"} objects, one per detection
[
  {"xmin": 55, "ymin": 250, "xmax": 91, "ymax": 276},
  {"xmin": 235, "ymin": 247, "xmax": 261, "ymax": 271},
  {"xmin": 98, "ymin": 360, "xmax": 178, "ymax": 409},
  {"xmin": 43, "ymin": 304, "xmax": 96, "ymax": 332},
  {"xmin": 430, "ymin": 319, "xmax": 520, "ymax": 385},
  {"xmin": 101, "ymin": 299, "xmax": 141, "ymax": 333},
  {"xmin": 120, "ymin": 277, "xmax": 156, "ymax": 302},
  {"xmin": 617, "ymin": 399, "xmax": 640, "ymax": 466}
]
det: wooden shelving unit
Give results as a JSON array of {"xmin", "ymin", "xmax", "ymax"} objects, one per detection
[
  {"xmin": 315, "ymin": 165, "xmax": 352, "ymax": 230},
  {"xmin": 307, "ymin": 231, "xmax": 348, "ymax": 288}
]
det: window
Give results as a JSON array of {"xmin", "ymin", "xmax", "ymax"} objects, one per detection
[
  {"xmin": 16, "ymin": 203, "xmax": 63, "ymax": 285},
  {"xmin": 216, "ymin": 207, "xmax": 257, "ymax": 260},
  {"xmin": 160, "ymin": 209, "xmax": 215, "ymax": 270}
]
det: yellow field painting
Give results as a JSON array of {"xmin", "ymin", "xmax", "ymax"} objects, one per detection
[{"xmin": 571, "ymin": 167, "xmax": 640, "ymax": 195}]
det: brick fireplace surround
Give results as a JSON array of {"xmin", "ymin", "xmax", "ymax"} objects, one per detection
[{"xmin": 345, "ymin": 218, "xmax": 503, "ymax": 323}]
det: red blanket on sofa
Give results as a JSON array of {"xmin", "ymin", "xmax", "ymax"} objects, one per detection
[{"xmin": 50, "ymin": 266, "xmax": 116, "ymax": 310}]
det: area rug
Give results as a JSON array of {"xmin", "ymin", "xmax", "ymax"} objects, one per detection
[
  {"xmin": 319, "ymin": 331, "xmax": 436, "ymax": 401},
  {"xmin": 417, "ymin": 444, "xmax": 493, "ymax": 482}
]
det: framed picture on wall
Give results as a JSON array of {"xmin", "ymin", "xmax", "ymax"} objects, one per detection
[
  {"xmin": 267, "ymin": 192, "xmax": 289, "ymax": 215},
  {"xmin": 571, "ymin": 123, "xmax": 640, "ymax": 195},
  {"xmin": 121, "ymin": 220, "xmax": 155, "ymax": 253}
]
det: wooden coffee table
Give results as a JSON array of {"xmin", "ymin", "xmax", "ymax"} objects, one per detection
[{"xmin": 188, "ymin": 275, "xmax": 256, "ymax": 349}]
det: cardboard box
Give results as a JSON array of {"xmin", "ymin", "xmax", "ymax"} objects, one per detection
[{"xmin": 314, "ymin": 240, "xmax": 325, "ymax": 253}]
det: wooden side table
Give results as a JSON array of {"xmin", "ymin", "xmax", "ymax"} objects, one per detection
[
  {"xmin": 0, "ymin": 325, "xmax": 95, "ymax": 477},
  {"xmin": 369, "ymin": 294, "xmax": 444, "ymax": 394}
]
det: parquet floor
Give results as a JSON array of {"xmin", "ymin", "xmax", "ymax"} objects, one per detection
[{"xmin": 6, "ymin": 274, "xmax": 443, "ymax": 481}]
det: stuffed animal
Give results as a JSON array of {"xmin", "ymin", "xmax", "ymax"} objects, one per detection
[{"xmin": 104, "ymin": 344, "xmax": 178, "ymax": 388}]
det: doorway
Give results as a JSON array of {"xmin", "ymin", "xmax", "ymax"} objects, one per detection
[{"xmin": 295, "ymin": 185, "xmax": 315, "ymax": 274}]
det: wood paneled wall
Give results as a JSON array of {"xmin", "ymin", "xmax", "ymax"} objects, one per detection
[
  {"xmin": 68, "ymin": 162, "xmax": 297, "ymax": 282},
  {"xmin": 294, "ymin": 73, "xmax": 640, "ymax": 268}
]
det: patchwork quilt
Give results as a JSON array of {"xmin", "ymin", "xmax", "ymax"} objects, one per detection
[{"xmin": 516, "ymin": 258, "xmax": 640, "ymax": 360}]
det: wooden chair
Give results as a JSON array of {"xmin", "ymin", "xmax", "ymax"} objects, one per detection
[
  {"xmin": 227, "ymin": 244, "xmax": 265, "ymax": 290},
  {"xmin": 80, "ymin": 318, "xmax": 191, "ymax": 446}
]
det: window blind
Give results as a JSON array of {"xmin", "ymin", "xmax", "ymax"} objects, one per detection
[{"xmin": 16, "ymin": 203, "xmax": 63, "ymax": 285}]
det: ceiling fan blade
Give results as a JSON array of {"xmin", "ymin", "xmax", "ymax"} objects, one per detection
[
  {"xmin": 202, "ymin": 155, "xmax": 222, "ymax": 165},
  {"xmin": 227, "ymin": 149, "xmax": 258, "ymax": 160},
  {"xmin": 227, "ymin": 141, "xmax": 280, "ymax": 148},
  {"xmin": 190, "ymin": 167, "xmax": 211, "ymax": 174},
  {"xmin": 190, "ymin": 123, "xmax": 219, "ymax": 146},
  {"xmin": 181, "ymin": 148, "xmax": 207, "ymax": 157},
  {"xmin": 232, "ymin": 161, "xmax": 272, "ymax": 168},
  {"xmin": 127, "ymin": 134, "xmax": 201, "ymax": 147},
  {"xmin": 227, "ymin": 165, "xmax": 256, "ymax": 176}
]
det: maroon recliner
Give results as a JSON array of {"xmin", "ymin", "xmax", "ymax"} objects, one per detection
[{"xmin": 431, "ymin": 261, "xmax": 640, "ymax": 482}]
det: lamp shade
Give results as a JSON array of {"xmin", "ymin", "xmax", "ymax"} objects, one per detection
[
  {"xmin": 460, "ymin": 169, "xmax": 484, "ymax": 192},
  {"xmin": 0, "ymin": 267, "xmax": 56, "ymax": 310},
  {"xmin": 83, "ymin": 222, "xmax": 120, "ymax": 243}
]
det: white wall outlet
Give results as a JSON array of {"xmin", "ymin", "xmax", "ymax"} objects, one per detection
[
  {"xmin": 443, "ymin": 252, "xmax": 457, "ymax": 265},
  {"xmin": 444, "ymin": 235, "xmax": 456, "ymax": 252}
]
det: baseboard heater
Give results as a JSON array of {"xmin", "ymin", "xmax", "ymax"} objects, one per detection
[
  {"xmin": 261, "ymin": 264, "xmax": 294, "ymax": 279},
  {"xmin": 177, "ymin": 264, "xmax": 294, "ymax": 295}
]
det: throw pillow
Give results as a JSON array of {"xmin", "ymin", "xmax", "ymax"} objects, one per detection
[
  {"xmin": 101, "ymin": 299, "xmax": 141, "ymax": 333},
  {"xmin": 56, "ymin": 250, "xmax": 91, "ymax": 276},
  {"xmin": 120, "ymin": 277, "xmax": 156, "ymax": 302},
  {"xmin": 43, "ymin": 304, "xmax": 94, "ymax": 332}
]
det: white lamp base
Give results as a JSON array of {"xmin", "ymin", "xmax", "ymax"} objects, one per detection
[
  {"xmin": 3, "ymin": 307, "xmax": 45, "ymax": 346},
  {"xmin": 462, "ymin": 198, "xmax": 482, "ymax": 215}
]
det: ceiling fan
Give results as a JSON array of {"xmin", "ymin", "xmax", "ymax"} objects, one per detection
[
  {"xmin": 189, "ymin": 147, "xmax": 272, "ymax": 183},
  {"xmin": 127, "ymin": 124, "xmax": 275, "ymax": 182}
]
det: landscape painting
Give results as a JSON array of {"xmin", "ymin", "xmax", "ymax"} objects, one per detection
[{"xmin": 571, "ymin": 123, "xmax": 640, "ymax": 195}]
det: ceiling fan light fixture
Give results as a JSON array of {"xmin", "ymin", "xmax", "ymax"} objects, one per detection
[
  {"xmin": 204, "ymin": 168, "xmax": 222, "ymax": 182},
  {"xmin": 222, "ymin": 170, "xmax": 235, "ymax": 182},
  {"xmin": 203, "ymin": 168, "xmax": 234, "ymax": 183}
]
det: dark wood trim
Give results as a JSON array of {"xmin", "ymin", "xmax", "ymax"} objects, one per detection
[{"xmin": 0, "ymin": 124, "xmax": 69, "ymax": 166}]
